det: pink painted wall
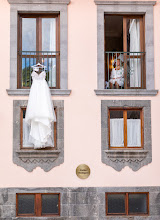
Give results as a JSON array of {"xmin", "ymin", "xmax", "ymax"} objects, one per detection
[{"xmin": 0, "ymin": 0, "xmax": 160, "ymax": 187}]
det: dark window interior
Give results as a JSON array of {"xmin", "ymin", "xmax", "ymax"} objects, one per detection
[
  {"xmin": 18, "ymin": 194, "xmax": 35, "ymax": 215},
  {"xmin": 42, "ymin": 194, "xmax": 59, "ymax": 215},
  {"xmin": 110, "ymin": 110, "xmax": 123, "ymax": 119},
  {"xmin": 127, "ymin": 110, "xmax": 140, "ymax": 119},
  {"xmin": 107, "ymin": 194, "xmax": 126, "ymax": 214},
  {"xmin": 129, "ymin": 193, "xmax": 148, "ymax": 214},
  {"xmin": 105, "ymin": 15, "xmax": 123, "ymax": 52}
]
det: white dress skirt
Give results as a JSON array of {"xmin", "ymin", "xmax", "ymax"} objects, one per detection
[
  {"xmin": 25, "ymin": 71, "xmax": 56, "ymax": 149},
  {"xmin": 109, "ymin": 68, "xmax": 124, "ymax": 87}
]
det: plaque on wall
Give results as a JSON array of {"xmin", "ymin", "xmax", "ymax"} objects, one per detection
[{"xmin": 76, "ymin": 164, "xmax": 90, "ymax": 179}]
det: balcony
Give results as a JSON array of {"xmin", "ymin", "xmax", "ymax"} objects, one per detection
[
  {"xmin": 18, "ymin": 51, "xmax": 60, "ymax": 89},
  {"xmin": 105, "ymin": 52, "xmax": 145, "ymax": 89}
]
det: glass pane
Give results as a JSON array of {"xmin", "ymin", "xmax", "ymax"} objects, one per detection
[
  {"xmin": 129, "ymin": 193, "xmax": 148, "ymax": 214},
  {"xmin": 22, "ymin": 18, "xmax": 36, "ymax": 51},
  {"xmin": 107, "ymin": 194, "xmax": 126, "ymax": 214},
  {"xmin": 22, "ymin": 109, "xmax": 33, "ymax": 148},
  {"xmin": 42, "ymin": 194, "xmax": 59, "ymax": 215},
  {"xmin": 127, "ymin": 110, "xmax": 141, "ymax": 147},
  {"xmin": 22, "ymin": 57, "xmax": 36, "ymax": 88},
  {"xmin": 18, "ymin": 194, "xmax": 35, "ymax": 215},
  {"xmin": 43, "ymin": 57, "xmax": 56, "ymax": 87},
  {"xmin": 110, "ymin": 110, "xmax": 124, "ymax": 147},
  {"xmin": 42, "ymin": 18, "xmax": 56, "ymax": 51}
]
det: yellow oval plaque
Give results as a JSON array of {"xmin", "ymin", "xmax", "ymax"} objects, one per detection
[{"xmin": 76, "ymin": 164, "xmax": 90, "ymax": 179}]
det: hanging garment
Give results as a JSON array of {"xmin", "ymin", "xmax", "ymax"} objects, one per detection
[
  {"xmin": 129, "ymin": 19, "xmax": 141, "ymax": 87},
  {"xmin": 25, "ymin": 71, "xmax": 56, "ymax": 149}
]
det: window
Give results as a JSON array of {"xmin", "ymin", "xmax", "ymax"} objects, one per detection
[
  {"xmin": 20, "ymin": 107, "xmax": 57, "ymax": 149},
  {"xmin": 7, "ymin": 0, "xmax": 70, "ymax": 95},
  {"xmin": 16, "ymin": 193, "xmax": 60, "ymax": 217},
  {"xmin": 101, "ymin": 100, "xmax": 152, "ymax": 171},
  {"xmin": 13, "ymin": 100, "xmax": 64, "ymax": 172},
  {"xmin": 106, "ymin": 193, "xmax": 149, "ymax": 216},
  {"xmin": 18, "ymin": 13, "xmax": 60, "ymax": 89},
  {"xmin": 95, "ymin": 1, "xmax": 157, "ymax": 95},
  {"xmin": 108, "ymin": 108, "xmax": 143, "ymax": 149},
  {"xmin": 105, "ymin": 15, "xmax": 145, "ymax": 89}
]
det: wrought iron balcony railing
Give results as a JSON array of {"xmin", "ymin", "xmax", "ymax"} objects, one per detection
[
  {"xmin": 18, "ymin": 51, "xmax": 60, "ymax": 89},
  {"xmin": 105, "ymin": 52, "xmax": 145, "ymax": 89}
]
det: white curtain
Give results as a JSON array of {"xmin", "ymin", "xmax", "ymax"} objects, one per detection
[
  {"xmin": 23, "ymin": 119, "xmax": 33, "ymax": 148},
  {"xmin": 23, "ymin": 119, "xmax": 54, "ymax": 148},
  {"xmin": 110, "ymin": 119, "xmax": 124, "ymax": 147},
  {"xmin": 127, "ymin": 119, "xmax": 141, "ymax": 147},
  {"xmin": 129, "ymin": 19, "xmax": 141, "ymax": 87}
]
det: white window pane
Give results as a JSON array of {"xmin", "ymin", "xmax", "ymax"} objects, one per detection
[
  {"xmin": 110, "ymin": 118, "xmax": 124, "ymax": 147},
  {"xmin": 22, "ymin": 18, "xmax": 36, "ymax": 51},
  {"xmin": 42, "ymin": 18, "xmax": 56, "ymax": 51},
  {"xmin": 127, "ymin": 119, "xmax": 141, "ymax": 147}
]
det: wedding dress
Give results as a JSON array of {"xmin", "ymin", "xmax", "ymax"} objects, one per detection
[{"xmin": 25, "ymin": 70, "xmax": 56, "ymax": 149}]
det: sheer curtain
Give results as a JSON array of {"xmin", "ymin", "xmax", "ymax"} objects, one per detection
[
  {"xmin": 129, "ymin": 19, "xmax": 141, "ymax": 87},
  {"xmin": 127, "ymin": 119, "xmax": 141, "ymax": 147},
  {"xmin": 23, "ymin": 119, "xmax": 33, "ymax": 148},
  {"xmin": 110, "ymin": 119, "xmax": 124, "ymax": 147}
]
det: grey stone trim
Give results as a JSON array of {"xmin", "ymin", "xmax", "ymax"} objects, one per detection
[
  {"xmin": 95, "ymin": 89, "xmax": 158, "ymax": 96},
  {"xmin": 1, "ymin": 187, "xmax": 160, "ymax": 219},
  {"xmin": 13, "ymin": 100, "xmax": 64, "ymax": 172},
  {"xmin": 101, "ymin": 100, "xmax": 152, "ymax": 171},
  {"xmin": 8, "ymin": 2, "xmax": 69, "ymax": 91},
  {"xmin": 8, "ymin": 0, "xmax": 70, "ymax": 4},
  {"xmin": 94, "ymin": 1, "xmax": 156, "ymax": 5},
  {"xmin": 7, "ymin": 89, "xmax": 71, "ymax": 96},
  {"xmin": 96, "ymin": 1, "xmax": 155, "ymax": 92}
]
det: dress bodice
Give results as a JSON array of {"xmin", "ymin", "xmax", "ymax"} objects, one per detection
[{"xmin": 31, "ymin": 71, "xmax": 46, "ymax": 80}]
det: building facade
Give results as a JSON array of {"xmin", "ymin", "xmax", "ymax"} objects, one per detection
[{"xmin": 0, "ymin": 0, "xmax": 160, "ymax": 219}]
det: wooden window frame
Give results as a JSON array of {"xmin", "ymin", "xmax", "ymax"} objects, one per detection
[
  {"xmin": 17, "ymin": 13, "xmax": 60, "ymax": 89},
  {"xmin": 106, "ymin": 192, "xmax": 149, "ymax": 216},
  {"xmin": 20, "ymin": 107, "xmax": 57, "ymax": 150},
  {"xmin": 16, "ymin": 193, "xmax": 60, "ymax": 217},
  {"xmin": 105, "ymin": 14, "xmax": 146, "ymax": 89},
  {"xmin": 108, "ymin": 107, "xmax": 144, "ymax": 149}
]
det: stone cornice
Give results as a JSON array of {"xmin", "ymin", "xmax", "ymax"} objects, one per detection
[
  {"xmin": 94, "ymin": 1, "xmax": 156, "ymax": 5},
  {"xmin": 7, "ymin": 0, "xmax": 70, "ymax": 4}
]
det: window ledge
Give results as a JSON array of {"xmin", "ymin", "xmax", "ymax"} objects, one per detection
[
  {"xmin": 8, "ymin": 0, "xmax": 70, "ymax": 4},
  {"xmin": 94, "ymin": 1, "xmax": 156, "ymax": 5},
  {"xmin": 7, "ymin": 89, "xmax": 71, "ymax": 96},
  {"xmin": 105, "ymin": 149, "xmax": 148, "ymax": 160},
  {"xmin": 16, "ymin": 149, "xmax": 60, "ymax": 162},
  {"xmin": 95, "ymin": 89, "xmax": 158, "ymax": 96},
  {"xmin": 16, "ymin": 150, "xmax": 61, "ymax": 172},
  {"xmin": 104, "ymin": 150, "xmax": 150, "ymax": 171}
]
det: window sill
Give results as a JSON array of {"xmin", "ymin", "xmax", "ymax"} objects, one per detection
[
  {"xmin": 7, "ymin": 89, "xmax": 71, "ymax": 96},
  {"xmin": 16, "ymin": 149, "xmax": 60, "ymax": 160},
  {"xmin": 105, "ymin": 149, "xmax": 148, "ymax": 160},
  {"xmin": 105, "ymin": 149, "xmax": 149, "ymax": 171},
  {"xmin": 95, "ymin": 89, "xmax": 158, "ymax": 96},
  {"xmin": 16, "ymin": 150, "xmax": 61, "ymax": 172}
]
